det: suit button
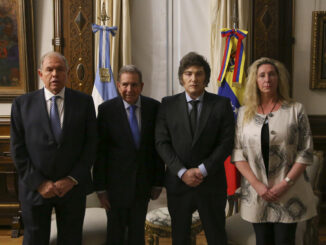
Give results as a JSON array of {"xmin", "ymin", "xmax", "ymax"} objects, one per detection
[{"xmin": 271, "ymin": 130, "xmax": 276, "ymax": 135}]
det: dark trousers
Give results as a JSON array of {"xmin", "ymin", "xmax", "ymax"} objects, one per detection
[
  {"xmin": 167, "ymin": 189, "xmax": 227, "ymax": 245},
  {"xmin": 21, "ymin": 189, "xmax": 86, "ymax": 245},
  {"xmin": 106, "ymin": 197, "xmax": 149, "ymax": 245},
  {"xmin": 252, "ymin": 222, "xmax": 297, "ymax": 245}
]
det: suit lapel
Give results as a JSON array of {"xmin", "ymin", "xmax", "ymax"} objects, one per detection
[
  {"xmin": 178, "ymin": 93, "xmax": 193, "ymax": 140},
  {"xmin": 38, "ymin": 89, "xmax": 53, "ymax": 139},
  {"xmin": 60, "ymin": 88, "xmax": 72, "ymax": 143},
  {"xmin": 192, "ymin": 91, "xmax": 212, "ymax": 146},
  {"xmin": 118, "ymin": 97, "xmax": 137, "ymax": 148},
  {"xmin": 139, "ymin": 96, "xmax": 148, "ymax": 146}
]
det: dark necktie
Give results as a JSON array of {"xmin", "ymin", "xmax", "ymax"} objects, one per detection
[
  {"xmin": 50, "ymin": 96, "xmax": 62, "ymax": 143},
  {"xmin": 129, "ymin": 105, "xmax": 140, "ymax": 148},
  {"xmin": 189, "ymin": 100, "xmax": 199, "ymax": 136}
]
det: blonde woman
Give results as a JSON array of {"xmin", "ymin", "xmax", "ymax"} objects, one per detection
[{"xmin": 232, "ymin": 57, "xmax": 317, "ymax": 245}]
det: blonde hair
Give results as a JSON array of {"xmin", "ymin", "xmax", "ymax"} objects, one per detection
[{"xmin": 243, "ymin": 57, "xmax": 292, "ymax": 124}]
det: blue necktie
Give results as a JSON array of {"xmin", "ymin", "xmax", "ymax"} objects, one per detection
[
  {"xmin": 129, "ymin": 105, "xmax": 140, "ymax": 148},
  {"xmin": 50, "ymin": 96, "xmax": 62, "ymax": 143}
]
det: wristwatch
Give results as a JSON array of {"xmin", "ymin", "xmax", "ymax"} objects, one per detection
[{"xmin": 284, "ymin": 176, "xmax": 294, "ymax": 186}]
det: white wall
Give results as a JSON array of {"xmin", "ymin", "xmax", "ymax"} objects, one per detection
[
  {"xmin": 293, "ymin": 0, "xmax": 326, "ymax": 114},
  {"xmin": 0, "ymin": 1, "xmax": 325, "ymax": 116},
  {"xmin": 130, "ymin": 0, "xmax": 168, "ymax": 101},
  {"xmin": 131, "ymin": 0, "xmax": 210, "ymax": 101},
  {"xmin": 132, "ymin": 0, "xmax": 326, "ymax": 114},
  {"xmin": 170, "ymin": 0, "xmax": 210, "ymax": 95}
]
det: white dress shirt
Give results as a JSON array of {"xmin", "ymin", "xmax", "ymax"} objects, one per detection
[
  {"xmin": 177, "ymin": 92, "xmax": 208, "ymax": 178},
  {"xmin": 44, "ymin": 87, "xmax": 78, "ymax": 185},
  {"xmin": 122, "ymin": 97, "xmax": 141, "ymax": 130},
  {"xmin": 44, "ymin": 87, "xmax": 65, "ymax": 128}
]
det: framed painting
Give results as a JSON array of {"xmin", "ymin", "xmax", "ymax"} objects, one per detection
[
  {"xmin": 310, "ymin": 11, "xmax": 326, "ymax": 89},
  {"xmin": 0, "ymin": 0, "xmax": 36, "ymax": 102}
]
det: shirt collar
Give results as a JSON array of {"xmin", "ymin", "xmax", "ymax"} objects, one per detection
[
  {"xmin": 44, "ymin": 87, "xmax": 65, "ymax": 101},
  {"xmin": 185, "ymin": 91, "xmax": 204, "ymax": 103},
  {"xmin": 122, "ymin": 96, "xmax": 141, "ymax": 109}
]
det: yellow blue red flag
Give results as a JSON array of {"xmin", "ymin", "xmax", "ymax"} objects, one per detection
[{"xmin": 217, "ymin": 28, "xmax": 247, "ymax": 196}]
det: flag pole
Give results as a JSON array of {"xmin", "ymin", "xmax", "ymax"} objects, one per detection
[
  {"xmin": 232, "ymin": 0, "xmax": 239, "ymax": 29},
  {"xmin": 218, "ymin": 0, "xmax": 247, "ymax": 197},
  {"xmin": 98, "ymin": 0, "xmax": 110, "ymax": 26}
]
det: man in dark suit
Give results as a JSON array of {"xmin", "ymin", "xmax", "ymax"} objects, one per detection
[
  {"xmin": 93, "ymin": 65, "xmax": 165, "ymax": 245},
  {"xmin": 10, "ymin": 51, "xmax": 97, "ymax": 245},
  {"xmin": 155, "ymin": 52, "xmax": 235, "ymax": 245}
]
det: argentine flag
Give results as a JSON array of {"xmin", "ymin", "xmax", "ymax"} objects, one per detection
[{"xmin": 92, "ymin": 24, "xmax": 118, "ymax": 114}]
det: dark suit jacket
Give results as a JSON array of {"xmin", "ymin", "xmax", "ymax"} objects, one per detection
[
  {"xmin": 155, "ymin": 91, "xmax": 235, "ymax": 194},
  {"xmin": 93, "ymin": 96, "xmax": 165, "ymax": 208},
  {"xmin": 10, "ymin": 88, "xmax": 97, "ymax": 205}
]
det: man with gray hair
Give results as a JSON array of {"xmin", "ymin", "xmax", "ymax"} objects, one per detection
[
  {"xmin": 10, "ymin": 51, "xmax": 97, "ymax": 245},
  {"xmin": 93, "ymin": 65, "xmax": 165, "ymax": 245}
]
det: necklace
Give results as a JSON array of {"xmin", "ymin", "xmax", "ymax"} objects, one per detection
[{"xmin": 260, "ymin": 100, "xmax": 278, "ymax": 117}]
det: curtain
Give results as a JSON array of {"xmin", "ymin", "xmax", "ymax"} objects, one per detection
[
  {"xmin": 209, "ymin": 0, "xmax": 250, "ymax": 94},
  {"xmin": 95, "ymin": 0, "xmax": 131, "ymax": 82}
]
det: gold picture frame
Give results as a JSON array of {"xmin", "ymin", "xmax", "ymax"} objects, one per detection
[
  {"xmin": 0, "ymin": 0, "xmax": 37, "ymax": 102},
  {"xmin": 310, "ymin": 11, "xmax": 326, "ymax": 89}
]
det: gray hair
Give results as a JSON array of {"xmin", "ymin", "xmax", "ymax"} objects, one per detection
[
  {"xmin": 39, "ymin": 51, "xmax": 69, "ymax": 71},
  {"xmin": 117, "ymin": 65, "xmax": 143, "ymax": 83}
]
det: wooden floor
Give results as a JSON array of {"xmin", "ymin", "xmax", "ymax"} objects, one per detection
[
  {"xmin": 1, "ymin": 226, "xmax": 326, "ymax": 245},
  {"xmin": 147, "ymin": 231, "xmax": 207, "ymax": 245},
  {"xmin": 0, "ymin": 228, "xmax": 23, "ymax": 245},
  {"xmin": 0, "ymin": 228, "xmax": 206, "ymax": 245}
]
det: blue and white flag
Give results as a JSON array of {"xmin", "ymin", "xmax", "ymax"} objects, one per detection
[{"xmin": 92, "ymin": 24, "xmax": 118, "ymax": 114}]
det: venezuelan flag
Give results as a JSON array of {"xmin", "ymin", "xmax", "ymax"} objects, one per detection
[{"xmin": 218, "ymin": 28, "xmax": 247, "ymax": 196}]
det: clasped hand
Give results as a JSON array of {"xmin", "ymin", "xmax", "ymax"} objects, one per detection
[
  {"xmin": 181, "ymin": 168, "xmax": 204, "ymax": 187},
  {"xmin": 253, "ymin": 180, "xmax": 289, "ymax": 202},
  {"xmin": 37, "ymin": 177, "xmax": 75, "ymax": 198}
]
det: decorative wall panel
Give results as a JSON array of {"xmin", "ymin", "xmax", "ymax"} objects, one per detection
[
  {"xmin": 252, "ymin": 0, "xmax": 293, "ymax": 93},
  {"xmin": 53, "ymin": 0, "xmax": 94, "ymax": 95}
]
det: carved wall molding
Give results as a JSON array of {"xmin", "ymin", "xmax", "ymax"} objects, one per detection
[
  {"xmin": 53, "ymin": 0, "xmax": 94, "ymax": 95},
  {"xmin": 310, "ymin": 11, "xmax": 326, "ymax": 89},
  {"xmin": 252, "ymin": 0, "xmax": 279, "ymax": 59},
  {"xmin": 252, "ymin": 0, "xmax": 294, "ymax": 93}
]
